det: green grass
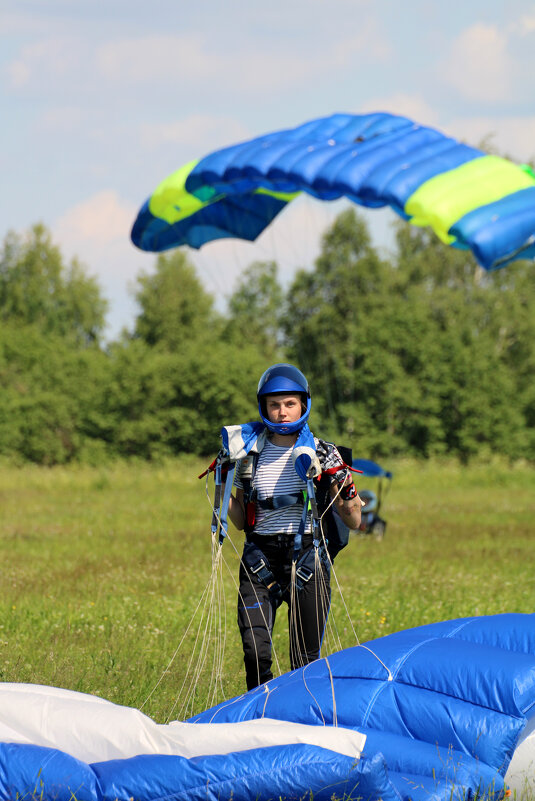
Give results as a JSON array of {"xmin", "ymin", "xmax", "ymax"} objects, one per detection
[{"xmin": 0, "ymin": 456, "xmax": 534, "ymax": 723}]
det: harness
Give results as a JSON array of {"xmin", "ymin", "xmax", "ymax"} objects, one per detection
[{"xmin": 199, "ymin": 426, "xmax": 357, "ymax": 594}]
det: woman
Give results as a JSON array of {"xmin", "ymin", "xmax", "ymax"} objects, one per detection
[{"xmin": 228, "ymin": 363, "xmax": 361, "ymax": 690}]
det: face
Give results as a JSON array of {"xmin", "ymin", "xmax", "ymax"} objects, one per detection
[{"xmin": 264, "ymin": 394, "xmax": 304, "ymax": 425}]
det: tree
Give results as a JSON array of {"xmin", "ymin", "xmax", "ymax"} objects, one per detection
[
  {"xmin": 98, "ymin": 337, "xmax": 267, "ymax": 458},
  {"xmin": 133, "ymin": 250, "xmax": 221, "ymax": 349},
  {"xmin": 284, "ymin": 209, "xmax": 400, "ymax": 454},
  {"xmin": 0, "ymin": 321, "xmax": 110, "ymax": 464},
  {"xmin": 224, "ymin": 260, "xmax": 284, "ymax": 360},
  {"xmin": 283, "ymin": 208, "xmax": 534, "ymax": 461},
  {"xmin": 393, "ymin": 222, "xmax": 531, "ymax": 460},
  {"xmin": 0, "ymin": 224, "xmax": 107, "ymax": 345}
]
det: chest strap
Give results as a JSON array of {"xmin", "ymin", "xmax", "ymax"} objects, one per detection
[{"xmin": 256, "ymin": 493, "xmax": 304, "ymax": 511}]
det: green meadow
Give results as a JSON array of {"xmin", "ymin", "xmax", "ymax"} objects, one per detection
[{"xmin": 0, "ymin": 457, "xmax": 534, "ymax": 723}]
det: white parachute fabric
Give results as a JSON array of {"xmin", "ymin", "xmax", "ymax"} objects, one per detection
[
  {"xmin": 0, "ymin": 683, "xmax": 365, "ymax": 763},
  {"xmin": 0, "ymin": 685, "xmax": 368, "ymax": 801},
  {"xmin": 505, "ymin": 716, "xmax": 535, "ymax": 798}
]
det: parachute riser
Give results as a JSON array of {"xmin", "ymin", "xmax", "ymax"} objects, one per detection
[{"xmin": 200, "ymin": 452, "xmax": 235, "ymax": 546}]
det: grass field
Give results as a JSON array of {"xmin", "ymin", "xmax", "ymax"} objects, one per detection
[{"xmin": 0, "ymin": 456, "xmax": 534, "ymax": 723}]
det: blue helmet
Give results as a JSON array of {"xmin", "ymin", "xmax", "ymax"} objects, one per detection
[{"xmin": 257, "ymin": 363, "xmax": 311, "ymax": 435}]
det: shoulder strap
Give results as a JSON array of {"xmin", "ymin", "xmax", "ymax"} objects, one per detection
[
  {"xmin": 241, "ymin": 451, "xmax": 259, "ymax": 535},
  {"xmin": 291, "ymin": 476, "xmax": 321, "ymax": 562},
  {"xmin": 218, "ymin": 462, "xmax": 236, "ymax": 545},
  {"xmin": 200, "ymin": 452, "xmax": 235, "ymax": 546}
]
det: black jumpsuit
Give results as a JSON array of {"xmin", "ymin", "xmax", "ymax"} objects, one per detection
[{"xmin": 237, "ymin": 527, "xmax": 331, "ymax": 690}]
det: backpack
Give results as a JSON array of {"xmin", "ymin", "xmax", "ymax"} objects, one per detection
[{"xmin": 314, "ymin": 444, "xmax": 353, "ymax": 561}]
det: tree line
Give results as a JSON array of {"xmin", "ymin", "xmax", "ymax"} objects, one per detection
[{"xmin": 1, "ymin": 214, "xmax": 534, "ymax": 465}]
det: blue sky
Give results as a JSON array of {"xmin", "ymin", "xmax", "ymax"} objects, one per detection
[{"xmin": 2, "ymin": 0, "xmax": 535, "ymax": 338}]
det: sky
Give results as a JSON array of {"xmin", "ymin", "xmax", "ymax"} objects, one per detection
[{"xmin": 2, "ymin": 0, "xmax": 535, "ymax": 339}]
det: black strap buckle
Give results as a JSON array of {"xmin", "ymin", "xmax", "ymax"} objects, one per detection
[
  {"xmin": 250, "ymin": 558, "xmax": 267, "ymax": 575},
  {"xmin": 295, "ymin": 565, "xmax": 313, "ymax": 584}
]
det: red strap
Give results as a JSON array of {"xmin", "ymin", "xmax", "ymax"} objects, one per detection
[
  {"xmin": 246, "ymin": 501, "xmax": 256, "ymax": 529},
  {"xmin": 198, "ymin": 457, "xmax": 218, "ymax": 479},
  {"xmin": 322, "ymin": 463, "xmax": 363, "ymax": 477}
]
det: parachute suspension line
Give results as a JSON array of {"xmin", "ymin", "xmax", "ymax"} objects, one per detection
[
  {"xmin": 185, "ymin": 534, "xmax": 228, "ymax": 717},
  {"xmin": 220, "ymin": 530, "xmax": 283, "ymax": 681},
  {"xmin": 317, "ymin": 475, "xmax": 360, "ymax": 648},
  {"xmin": 141, "ymin": 465, "xmax": 239, "ymax": 722},
  {"xmin": 318, "ymin": 474, "xmax": 394, "ymax": 682},
  {"xmin": 204, "ymin": 477, "xmax": 283, "ymax": 681},
  {"xmin": 204, "ymin": 479, "xmax": 271, "ymax": 696},
  {"xmin": 203, "ymin": 689, "xmax": 250, "ymax": 724},
  {"xmin": 260, "ymin": 682, "xmax": 272, "ymax": 719},
  {"xmin": 192, "ymin": 543, "xmax": 227, "ymax": 716},
  {"xmin": 289, "ymin": 561, "xmax": 307, "ymax": 674},
  {"xmin": 165, "ymin": 540, "xmax": 226, "ymax": 722},
  {"xmin": 314, "ymin": 546, "xmax": 340, "ymax": 654},
  {"xmin": 298, "ymin": 649, "xmax": 341, "ymax": 729},
  {"xmin": 356, "ymin": 644, "xmax": 393, "ymax": 682},
  {"xmin": 173, "ymin": 556, "xmax": 219, "ymax": 719},
  {"xmin": 205, "ymin": 543, "xmax": 227, "ymax": 712},
  {"xmin": 139, "ymin": 565, "xmax": 218, "ymax": 712},
  {"xmin": 289, "ymin": 561, "xmax": 298, "ymax": 668},
  {"xmin": 191, "ymin": 245, "xmax": 227, "ymax": 300},
  {"xmin": 323, "ymin": 655, "xmax": 338, "ymax": 727},
  {"xmin": 288, "ymin": 482, "xmax": 310, "ymax": 673},
  {"xmin": 300, "ymin": 661, "xmax": 327, "ymax": 727}
]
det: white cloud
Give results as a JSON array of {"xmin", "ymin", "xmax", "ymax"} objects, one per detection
[
  {"xmin": 38, "ymin": 105, "xmax": 92, "ymax": 134},
  {"xmin": 5, "ymin": 59, "xmax": 31, "ymax": 88},
  {"xmin": 53, "ymin": 191, "xmax": 146, "ymax": 338},
  {"xmin": 333, "ymin": 21, "xmax": 392, "ymax": 66},
  {"xmin": 0, "ymin": 10, "xmax": 63, "ymax": 37},
  {"xmin": 4, "ymin": 36, "xmax": 92, "ymax": 91},
  {"xmin": 510, "ymin": 13, "xmax": 535, "ymax": 35},
  {"xmin": 8, "ymin": 15, "xmax": 389, "ymax": 96},
  {"xmin": 358, "ymin": 94, "xmax": 441, "ymax": 127},
  {"xmin": 447, "ymin": 115, "xmax": 535, "ymax": 162},
  {"xmin": 140, "ymin": 114, "xmax": 251, "ymax": 153},
  {"xmin": 93, "ymin": 33, "xmax": 319, "ymax": 93},
  {"xmin": 54, "ymin": 191, "xmax": 136, "ymax": 248},
  {"xmin": 439, "ymin": 23, "xmax": 513, "ymax": 103},
  {"xmin": 95, "ymin": 34, "xmax": 213, "ymax": 83}
]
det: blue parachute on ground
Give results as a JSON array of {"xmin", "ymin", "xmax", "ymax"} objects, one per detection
[
  {"xmin": 131, "ymin": 112, "xmax": 535, "ymax": 271},
  {"xmin": 1, "ymin": 614, "xmax": 535, "ymax": 800}
]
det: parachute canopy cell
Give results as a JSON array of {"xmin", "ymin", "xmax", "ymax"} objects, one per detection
[
  {"xmin": 131, "ymin": 113, "xmax": 535, "ymax": 271},
  {"xmin": 1, "ymin": 614, "xmax": 535, "ymax": 801}
]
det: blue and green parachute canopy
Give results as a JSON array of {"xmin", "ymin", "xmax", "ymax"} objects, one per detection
[{"xmin": 131, "ymin": 112, "xmax": 535, "ymax": 271}]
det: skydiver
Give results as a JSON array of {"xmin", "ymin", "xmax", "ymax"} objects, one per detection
[{"xmin": 227, "ymin": 363, "xmax": 361, "ymax": 690}]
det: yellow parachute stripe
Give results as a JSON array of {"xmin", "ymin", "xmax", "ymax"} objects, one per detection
[
  {"xmin": 149, "ymin": 161, "xmax": 298, "ymax": 225},
  {"xmin": 148, "ymin": 160, "xmax": 207, "ymax": 225},
  {"xmin": 405, "ymin": 155, "xmax": 535, "ymax": 244},
  {"xmin": 255, "ymin": 187, "xmax": 299, "ymax": 202}
]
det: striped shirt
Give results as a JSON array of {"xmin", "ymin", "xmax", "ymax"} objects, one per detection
[{"xmin": 235, "ymin": 440, "xmax": 311, "ymax": 535}]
